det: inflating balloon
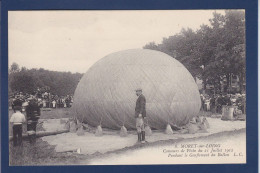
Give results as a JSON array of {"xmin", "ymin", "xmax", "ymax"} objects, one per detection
[{"xmin": 73, "ymin": 49, "xmax": 201, "ymax": 130}]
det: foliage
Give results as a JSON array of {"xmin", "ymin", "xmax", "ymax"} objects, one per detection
[
  {"xmin": 144, "ymin": 10, "xmax": 245, "ymax": 93},
  {"xmin": 9, "ymin": 64, "xmax": 83, "ymax": 96}
]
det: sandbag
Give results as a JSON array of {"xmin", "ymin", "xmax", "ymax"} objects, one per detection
[
  {"xmin": 179, "ymin": 128, "xmax": 188, "ymax": 134},
  {"xmin": 145, "ymin": 125, "xmax": 152, "ymax": 136},
  {"xmin": 76, "ymin": 122, "xmax": 82, "ymax": 129},
  {"xmin": 120, "ymin": 126, "xmax": 128, "ymax": 137},
  {"xmin": 198, "ymin": 122, "xmax": 208, "ymax": 133},
  {"xmin": 221, "ymin": 106, "xmax": 234, "ymax": 120},
  {"xmin": 190, "ymin": 117, "xmax": 197, "ymax": 124},
  {"xmin": 199, "ymin": 123, "xmax": 207, "ymax": 130},
  {"xmin": 76, "ymin": 126, "xmax": 85, "ymax": 136},
  {"xmin": 60, "ymin": 119, "xmax": 67, "ymax": 124},
  {"xmin": 187, "ymin": 123, "xmax": 199, "ymax": 134},
  {"xmin": 95, "ymin": 125, "xmax": 103, "ymax": 136},
  {"xmin": 82, "ymin": 123, "xmax": 90, "ymax": 131},
  {"xmin": 69, "ymin": 121, "xmax": 77, "ymax": 133},
  {"xmin": 202, "ymin": 117, "xmax": 210, "ymax": 129},
  {"xmin": 195, "ymin": 116, "xmax": 202, "ymax": 123},
  {"xmin": 165, "ymin": 124, "xmax": 173, "ymax": 134},
  {"xmin": 64, "ymin": 121, "xmax": 70, "ymax": 130}
]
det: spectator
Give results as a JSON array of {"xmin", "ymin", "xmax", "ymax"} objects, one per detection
[{"xmin": 10, "ymin": 100, "xmax": 26, "ymax": 146}]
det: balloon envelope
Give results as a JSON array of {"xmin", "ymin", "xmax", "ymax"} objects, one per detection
[{"xmin": 73, "ymin": 49, "xmax": 201, "ymax": 130}]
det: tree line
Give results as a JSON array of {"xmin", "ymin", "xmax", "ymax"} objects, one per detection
[
  {"xmin": 9, "ymin": 63, "xmax": 83, "ymax": 96},
  {"xmin": 143, "ymin": 10, "xmax": 245, "ymax": 94}
]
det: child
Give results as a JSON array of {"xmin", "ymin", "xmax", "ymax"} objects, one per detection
[{"xmin": 10, "ymin": 103, "xmax": 26, "ymax": 147}]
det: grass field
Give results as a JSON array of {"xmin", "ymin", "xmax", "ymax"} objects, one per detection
[
  {"xmin": 9, "ymin": 108, "xmax": 85, "ymax": 166},
  {"xmin": 9, "ymin": 139, "xmax": 88, "ymax": 166}
]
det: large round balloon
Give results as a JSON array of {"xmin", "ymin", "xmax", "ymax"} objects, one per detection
[{"xmin": 73, "ymin": 49, "xmax": 201, "ymax": 130}]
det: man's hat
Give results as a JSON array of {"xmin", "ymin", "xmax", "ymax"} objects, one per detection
[
  {"xmin": 14, "ymin": 106, "xmax": 22, "ymax": 111},
  {"xmin": 13, "ymin": 99, "xmax": 23, "ymax": 107},
  {"xmin": 135, "ymin": 88, "xmax": 142, "ymax": 92},
  {"xmin": 13, "ymin": 99, "xmax": 23, "ymax": 110},
  {"xmin": 29, "ymin": 98, "xmax": 38, "ymax": 105}
]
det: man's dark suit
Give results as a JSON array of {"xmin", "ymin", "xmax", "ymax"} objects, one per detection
[{"xmin": 135, "ymin": 94, "xmax": 146, "ymax": 118}]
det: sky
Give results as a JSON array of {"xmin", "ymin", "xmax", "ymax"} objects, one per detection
[{"xmin": 9, "ymin": 10, "xmax": 225, "ymax": 73}]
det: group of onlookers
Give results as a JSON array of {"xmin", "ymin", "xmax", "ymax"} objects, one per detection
[
  {"xmin": 200, "ymin": 93, "xmax": 246, "ymax": 114},
  {"xmin": 41, "ymin": 96, "xmax": 73, "ymax": 108},
  {"xmin": 40, "ymin": 92, "xmax": 73, "ymax": 108},
  {"xmin": 9, "ymin": 91, "xmax": 73, "ymax": 111}
]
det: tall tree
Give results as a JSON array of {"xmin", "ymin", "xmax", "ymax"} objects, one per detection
[
  {"xmin": 10, "ymin": 62, "xmax": 20, "ymax": 73},
  {"xmin": 143, "ymin": 10, "xmax": 245, "ymax": 94},
  {"xmin": 9, "ymin": 65, "xmax": 83, "ymax": 96}
]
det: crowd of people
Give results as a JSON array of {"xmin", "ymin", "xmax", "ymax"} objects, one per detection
[
  {"xmin": 9, "ymin": 91, "xmax": 74, "ymax": 146},
  {"xmin": 200, "ymin": 93, "xmax": 246, "ymax": 114},
  {"xmin": 9, "ymin": 91, "xmax": 73, "ymax": 112},
  {"xmin": 9, "ymin": 88, "xmax": 246, "ymax": 147}
]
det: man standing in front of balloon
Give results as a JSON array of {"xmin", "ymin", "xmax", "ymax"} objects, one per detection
[{"xmin": 135, "ymin": 88, "xmax": 147, "ymax": 144}]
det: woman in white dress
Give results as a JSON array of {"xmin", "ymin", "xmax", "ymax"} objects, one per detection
[
  {"xmin": 43, "ymin": 100, "xmax": 46, "ymax": 108},
  {"xmin": 52, "ymin": 100, "xmax": 56, "ymax": 108}
]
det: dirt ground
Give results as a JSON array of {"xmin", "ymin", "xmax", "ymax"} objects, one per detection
[
  {"xmin": 42, "ymin": 117, "xmax": 245, "ymax": 156},
  {"xmin": 85, "ymin": 129, "xmax": 246, "ymax": 165}
]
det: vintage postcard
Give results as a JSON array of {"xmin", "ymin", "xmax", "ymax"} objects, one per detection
[{"xmin": 8, "ymin": 10, "xmax": 246, "ymax": 165}]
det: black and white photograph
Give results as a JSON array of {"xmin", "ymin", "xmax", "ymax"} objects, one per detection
[{"xmin": 8, "ymin": 10, "xmax": 246, "ymax": 165}]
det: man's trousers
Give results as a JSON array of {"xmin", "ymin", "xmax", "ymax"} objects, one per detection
[{"xmin": 13, "ymin": 124, "xmax": 23, "ymax": 146}]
